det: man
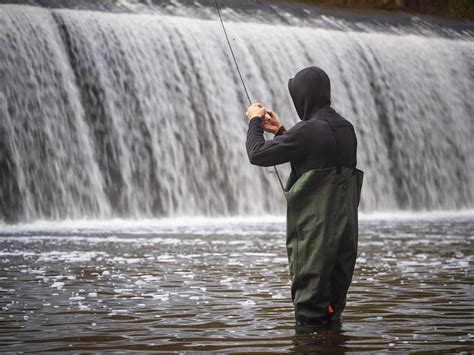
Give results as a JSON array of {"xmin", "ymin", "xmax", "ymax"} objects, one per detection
[{"xmin": 245, "ymin": 66, "xmax": 363, "ymax": 325}]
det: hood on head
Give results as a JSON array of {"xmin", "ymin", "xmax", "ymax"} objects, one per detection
[{"xmin": 288, "ymin": 66, "xmax": 331, "ymax": 121}]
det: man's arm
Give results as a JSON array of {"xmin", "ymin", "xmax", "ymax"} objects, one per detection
[{"xmin": 246, "ymin": 117, "xmax": 303, "ymax": 167}]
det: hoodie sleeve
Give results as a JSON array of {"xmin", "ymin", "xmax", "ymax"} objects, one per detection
[
  {"xmin": 246, "ymin": 117, "xmax": 304, "ymax": 167},
  {"xmin": 275, "ymin": 125, "xmax": 287, "ymax": 136}
]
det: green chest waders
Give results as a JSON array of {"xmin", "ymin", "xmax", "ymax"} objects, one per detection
[{"xmin": 284, "ymin": 120, "xmax": 364, "ymax": 324}]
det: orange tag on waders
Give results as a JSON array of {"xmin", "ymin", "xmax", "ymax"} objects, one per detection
[{"xmin": 327, "ymin": 304, "xmax": 334, "ymax": 315}]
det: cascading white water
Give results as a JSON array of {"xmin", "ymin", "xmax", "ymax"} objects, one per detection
[{"xmin": 0, "ymin": 4, "xmax": 473, "ymax": 222}]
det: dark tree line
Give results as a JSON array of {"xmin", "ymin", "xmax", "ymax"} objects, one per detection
[{"xmin": 294, "ymin": 0, "xmax": 474, "ymax": 19}]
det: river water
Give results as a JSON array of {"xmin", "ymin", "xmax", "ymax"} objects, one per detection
[{"xmin": 1, "ymin": 214, "xmax": 473, "ymax": 353}]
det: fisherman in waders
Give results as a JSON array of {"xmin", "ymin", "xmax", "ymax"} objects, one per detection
[{"xmin": 245, "ymin": 66, "xmax": 363, "ymax": 325}]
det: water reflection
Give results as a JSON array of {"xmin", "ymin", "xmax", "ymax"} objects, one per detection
[{"xmin": 291, "ymin": 320, "xmax": 349, "ymax": 353}]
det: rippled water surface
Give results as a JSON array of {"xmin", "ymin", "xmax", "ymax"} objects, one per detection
[{"xmin": 1, "ymin": 215, "xmax": 473, "ymax": 353}]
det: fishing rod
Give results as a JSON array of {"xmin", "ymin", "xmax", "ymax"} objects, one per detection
[{"xmin": 214, "ymin": 0, "xmax": 285, "ymax": 193}]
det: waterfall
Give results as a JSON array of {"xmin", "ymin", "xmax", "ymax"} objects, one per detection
[{"xmin": 0, "ymin": 4, "xmax": 473, "ymax": 222}]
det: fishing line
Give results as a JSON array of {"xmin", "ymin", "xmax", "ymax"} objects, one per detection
[
  {"xmin": 214, "ymin": 0, "xmax": 285, "ymax": 193},
  {"xmin": 214, "ymin": 0, "xmax": 251, "ymax": 105}
]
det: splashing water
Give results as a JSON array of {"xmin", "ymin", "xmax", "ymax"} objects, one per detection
[{"xmin": 0, "ymin": 4, "xmax": 473, "ymax": 222}]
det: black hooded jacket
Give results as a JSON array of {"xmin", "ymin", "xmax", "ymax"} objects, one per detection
[{"xmin": 246, "ymin": 66, "xmax": 357, "ymax": 179}]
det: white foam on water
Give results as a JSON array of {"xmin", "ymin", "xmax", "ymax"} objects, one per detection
[
  {"xmin": 239, "ymin": 299, "xmax": 256, "ymax": 307},
  {"xmin": 1, "ymin": 211, "xmax": 472, "ymax": 237},
  {"xmin": 37, "ymin": 251, "xmax": 109, "ymax": 263},
  {"xmin": 359, "ymin": 210, "xmax": 474, "ymax": 221},
  {"xmin": 69, "ymin": 296, "xmax": 85, "ymax": 301},
  {"xmin": 0, "ymin": 216, "xmax": 284, "ymax": 235},
  {"xmin": 0, "ymin": 251, "xmax": 36, "ymax": 256}
]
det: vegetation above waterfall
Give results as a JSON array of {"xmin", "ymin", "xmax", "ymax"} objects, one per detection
[{"xmin": 288, "ymin": 0, "xmax": 474, "ymax": 20}]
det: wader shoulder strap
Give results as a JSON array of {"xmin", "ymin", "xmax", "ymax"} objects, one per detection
[
  {"xmin": 322, "ymin": 119, "xmax": 342, "ymax": 174},
  {"xmin": 351, "ymin": 126, "xmax": 357, "ymax": 175},
  {"xmin": 323, "ymin": 118, "xmax": 357, "ymax": 175},
  {"xmin": 329, "ymin": 125, "xmax": 342, "ymax": 174}
]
